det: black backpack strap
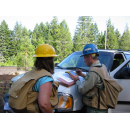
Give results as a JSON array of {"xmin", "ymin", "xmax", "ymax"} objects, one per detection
[
  {"xmin": 93, "ymin": 64, "xmax": 102, "ymax": 68},
  {"xmin": 98, "ymin": 88, "xmax": 100, "ymax": 109}
]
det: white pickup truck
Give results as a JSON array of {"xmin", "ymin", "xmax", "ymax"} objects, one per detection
[{"xmin": 3, "ymin": 49, "xmax": 130, "ymax": 113}]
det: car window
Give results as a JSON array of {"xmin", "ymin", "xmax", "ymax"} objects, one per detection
[
  {"xmin": 124, "ymin": 54, "xmax": 130, "ymax": 66},
  {"xmin": 58, "ymin": 51, "xmax": 113, "ymax": 72},
  {"xmin": 59, "ymin": 52, "xmax": 80, "ymax": 68},
  {"xmin": 98, "ymin": 54, "xmax": 111, "ymax": 70},
  {"xmin": 110, "ymin": 53, "xmax": 125, "ymax": 72},
  {"xmin": 114, "ymin": 61, "xmax": 130, "ymax": 79},
  {"xmin": 125, "ymin": 54, "xmax": 130, "ymax": 59},
  {"xmin": 58, "ymin": 52, "xmax": 88, "ymax": 71},
  {"xmin": 98, "ymin": 51, "xmax": 113, "ymax": 71}
]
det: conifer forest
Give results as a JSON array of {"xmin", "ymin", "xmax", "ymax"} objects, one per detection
[{"xmin": 0, "ymin": 16, "xmax": 130, "ymax": 69}]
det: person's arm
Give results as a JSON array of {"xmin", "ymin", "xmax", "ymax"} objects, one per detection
[
  {"xmin": 38, "ymin": 81, "xmax": 54, "ymax": 113},
  {"xmin": 69, "ymin": 72, "xmax": 86, "ymax": 82},
  {"xmin": 76, "ymin": 69, "xmax": 85, "ymax": 77},
  {"xmin": 76, "ymin": 72, "xmax": 100, "ymax": 94}
]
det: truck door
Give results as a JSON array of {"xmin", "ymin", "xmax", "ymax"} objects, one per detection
[{"xmin": 110, "ymin": 57, "xmax": 130, "ymax": 113}]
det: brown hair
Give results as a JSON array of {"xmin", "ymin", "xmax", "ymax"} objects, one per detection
[{"xmin": 34, "ymin": 57, "xmax": 54, "ymax": 74}]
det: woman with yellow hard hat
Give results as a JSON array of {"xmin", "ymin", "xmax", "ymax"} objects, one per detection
[
  {"xmin": 32, "ymin": 44, "xmax": 58, "ymax": 113},
  {"xmin": 9, "ymin": 44, "xmax": 59, "ymax": 113}
]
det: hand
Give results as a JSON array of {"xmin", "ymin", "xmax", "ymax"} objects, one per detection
[
  {"xmin": 76, "ymin": 69, "xmax": 84, "ymax": 77},
  {"xmin": 69, "ymin": 74, "xmax": 79, "ymax": 81}
]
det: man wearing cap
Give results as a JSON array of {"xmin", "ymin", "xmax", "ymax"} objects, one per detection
[{"xmin": 69, "ymin": 44, "xmax": 108, "ymax": 113}]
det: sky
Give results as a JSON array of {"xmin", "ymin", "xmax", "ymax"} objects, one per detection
[{"xmin": 0, "ymin": 0, "xmax": 130, "ymax": 38}]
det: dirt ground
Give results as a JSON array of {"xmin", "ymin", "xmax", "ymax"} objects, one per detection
[
  {"xmin": 0, "ymin": 99, "xmax": 4, "ymax": 113},
  {"xmin": 0, "ymin": 87, "xmax": 7, "ymax": 113}
]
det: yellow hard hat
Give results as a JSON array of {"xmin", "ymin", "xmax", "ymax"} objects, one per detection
[{"xmin": 33, "ymin": 44, "xmax": 58, "ymax": 57}]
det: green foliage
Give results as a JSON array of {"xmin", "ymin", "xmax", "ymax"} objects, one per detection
[
  {"xmin": 97, "ymin": 31, "xmax": 105, "ymax": 49},
  {"xmin": 106, "ymin": 19, "xmax": 118, "ymax": 49},
  {"xmin": 45, "ymin": 22, "xmax": 53, "ymax": 45},
  {"xmin": 31, "ymin": 24, "xmax": 39, "ymax": 48},
  {"xmin": 73, "ymin": 33, "xmax": 82, "ymax": 51},
  {"xmin": 11, "ymin": 22, "xmax": 23, "ymax": 57},
  {"xmin": 115, "ymin": 29, "xmax": 121, "ymax": 48},
  {"xmin": 50, "ymin": 16, "xmax": 59, "ymax": 48},
  {"xmin": 16, "ymin": 52, "xmax": 25, "ymax": 67},
  {"xmin": 56, "ymin": 20, "xmax": 73, "ymax": 62},
  {"xmin": 1, "ymin": 16, "xmax": 130, "ymax": 68},
  {"xmin": 120, "ymin": 24, "xmax": 130, "ymax": 51},
  {"xmin": 31, "ymin": 22, "xmax": 49, "ymax": 48},
  {"xmin": 73, "ymin": 16, "xmax": 100, "ymax": 51},
  {"xmin": 0, "ymin": 20, "xmax": 11, "ymax": 62},
  {"xmin": 90, "ymin": 23, "xmax": 100, "ymax": 43},
  {"xmin": 19, "ymin": 27, "xmax": 35, "ymax": 69}
]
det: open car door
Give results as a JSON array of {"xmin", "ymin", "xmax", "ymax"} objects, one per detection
[{"xmin": 109, "ymin": 57, "xmax": 130, "ymax": 113}]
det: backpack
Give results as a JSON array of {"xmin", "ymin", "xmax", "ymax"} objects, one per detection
[
  {"xmin": 8, "ymin": 68, "xmax": 59, "ymax": 113},
  {"xmin": 9, "ymin": 79, "xmax": 59, "ymax": 113},
  {"xmin": 90, "ymin": 65, "xmax": 123, "ymax": 109}
]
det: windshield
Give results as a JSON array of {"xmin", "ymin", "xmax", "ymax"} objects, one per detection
[{"xmin": 57, "ymin": 51, "xmax": 113, "ymax": 71}]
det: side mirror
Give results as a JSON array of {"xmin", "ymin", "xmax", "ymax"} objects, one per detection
[
  {"xmin": 55, "ymin": 63, "xmax": 59, "ymax": 67},
  {"xmin": 121, "ymin": 67, "xmax": 130, "ymax": 79}
]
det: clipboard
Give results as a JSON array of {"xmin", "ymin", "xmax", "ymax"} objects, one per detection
[
  {"xmin": 56, "ymin": 73, "xmax": 75, "ymax": 87},
  {"xmin": 65, "ymin": 71, "xmax": 77, "ymax": 76}
]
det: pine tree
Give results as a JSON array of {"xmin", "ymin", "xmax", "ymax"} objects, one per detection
[
  {"xmin": 18, "ymin": 27, "xmax": 35, "ymax": 70},
  {"xmin": 97, "ymin": 31, "xmax": 105, "ymax": 49},
  {"xmin": 73, "ymin": 33, "xmax": 82, "ymax": 51},
  {"xmin": 39, "ymin": 22, "xmax": 48, "ymax": 40},
  {"xmin": 31, "ymin": 22, "xmax": 48, "ymax": 49},
  {"xmin": 56, "ymin": 20, "xmax": 72, "ymax": 62},
  {"xmin": 10, "ymin": 22, "xmax": 35, "ymax": 68},
  {"xmin": 115, "ymin": 29, "xmax": 121, "ymax": 49},
  {"xmin": 45, "ymin": 22, "xmax": 53, "ymax": 45},
  {"xmin": 90, "ymin": 23, "xmax": 100, "ymax": 43},
  {"xmin": 0, "ymin": 20, "xmax": 11, "ymax": 62},
  {"xmin": 31, "ymin": 23, "xmax": 44, "ymax": 48},
  {"xmin": 12, "ymin": 22, "xmax": 23, "ymax": 52},
  {"xmin": 106, "ymin": 19, "xmax": 118, "ymax": 49},
  {"xmin": 38, "ymin": 22, "xmax": 48, "ymax": 44},
  {"xmin": 0, "ymin": 21, "xmax": 6, "ymax": 63},
  {"xmin": 73, "ymin": 16, "xmax": 99, "ymax": 51},
  {"xmin": 120, "ymin": 24, "xmax": 130, "ymax": 51},
  {"xmin": 50, "ymin": 16, "xmax": 59, "ymax": 49}
]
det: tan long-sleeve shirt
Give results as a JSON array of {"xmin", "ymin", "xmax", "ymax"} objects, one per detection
[{"xmin": 76, "ymin": 60, "xmax": 104, "ymax": 94}]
